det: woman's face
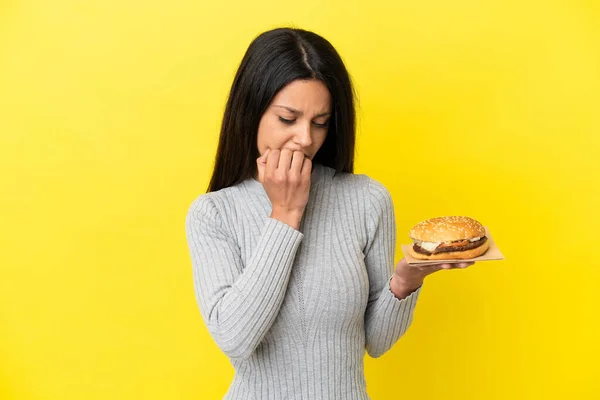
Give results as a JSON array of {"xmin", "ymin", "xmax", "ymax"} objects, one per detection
[{"xmin": 257, "ymin": 79, "xmax": 331, "ymax": 161}]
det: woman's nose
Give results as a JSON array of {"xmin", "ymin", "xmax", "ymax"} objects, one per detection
[{"xmin": 295, "ymin": 123, "xmax": 313, "ymax": 147}]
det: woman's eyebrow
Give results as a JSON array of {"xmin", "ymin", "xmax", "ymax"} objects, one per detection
[{"xmin": 273, "ymin": 105, "xmax": 331, "ymax": 118}]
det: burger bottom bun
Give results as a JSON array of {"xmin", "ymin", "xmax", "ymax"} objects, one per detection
[{"xmin": 408, "ymin": 240, "xmax": 489, "ymax": 261}]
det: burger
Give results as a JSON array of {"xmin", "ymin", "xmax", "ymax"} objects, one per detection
[{"xmin": 408, "ymin": 216, "xmax": 489, "ymax": 260}]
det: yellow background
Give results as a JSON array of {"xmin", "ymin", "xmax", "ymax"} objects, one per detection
[{"xmin": 1, "ymin": 0, "xmax": 599, "ymax": 399}]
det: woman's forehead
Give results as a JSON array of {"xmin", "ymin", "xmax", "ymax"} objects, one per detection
[{"xmin": 271, "ymin": 79, "xmax": 331, "ymax": 113}]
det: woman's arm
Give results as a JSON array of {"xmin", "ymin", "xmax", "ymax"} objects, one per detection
[
  {"xmin": 363, "ymin": 178, "xmax": 421, "ymax": 358},
  {"xmin": 186, "ymin": 195, "xmax": 303, "ymax": 361}
]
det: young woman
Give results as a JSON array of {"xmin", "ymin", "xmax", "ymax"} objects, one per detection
[{"xmin": 185, "ymin": 27, "xmax": 473, "ymax": 399}]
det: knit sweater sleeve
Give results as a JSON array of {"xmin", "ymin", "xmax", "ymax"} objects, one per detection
[
  {"xmin": 363, "ymin": 178, "xmax": 421, "ymax": 358},
  {"xmin": 185, "ymin": 194, "xmax": 304, "ymax": 361}
]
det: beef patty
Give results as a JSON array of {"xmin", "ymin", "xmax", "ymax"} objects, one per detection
[{"xmin": 413, "ymin": 236, "xmax": 488, "ymax": 255}]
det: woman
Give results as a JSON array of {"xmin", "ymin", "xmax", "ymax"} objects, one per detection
[{"xmin": 185, "ymin": 27, "xmax": 474, "ymax": 399}]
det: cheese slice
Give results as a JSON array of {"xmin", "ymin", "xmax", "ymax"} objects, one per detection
[
  {"xmin": 417, "ymin": 241, "xmax": 440, "ymax": 252},
  {"xmin": 415, "ymin": 236, "xmax": 482, "ymax": 252}
]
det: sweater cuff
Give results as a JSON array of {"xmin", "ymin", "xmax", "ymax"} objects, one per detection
[{"xmin": 266, "ymin": 217, "xmax": 304, "ymax": 238}]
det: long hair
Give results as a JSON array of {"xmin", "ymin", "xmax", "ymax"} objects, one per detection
[{"xmin": 207, "ymin": 27, "xmax": 356, "ymax": 193}]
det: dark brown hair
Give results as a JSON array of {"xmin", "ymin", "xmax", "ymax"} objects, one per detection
[{"xmin": 207, "ymin": 27, "xmax": 356, "ymax": 192}]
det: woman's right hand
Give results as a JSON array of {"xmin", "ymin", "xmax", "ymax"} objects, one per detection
[{"xmin": 257, "ymin": 148, "xmax": 312, "ymax": 230}]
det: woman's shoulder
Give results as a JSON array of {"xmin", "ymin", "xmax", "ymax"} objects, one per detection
[
  {"xmin": 186, "ymin": 179, "xmax": 259, "ymax": 231},
  {"xmin": 187, "ymin": 183, "xmax": 241, "ymax": 211},
  {"xmin": 326, "ymin": 166, "xmax": 391, "ymax": 199},
  {"xmin": 185, "ymin": 191, "xmax": 220, "ymax": 227}
]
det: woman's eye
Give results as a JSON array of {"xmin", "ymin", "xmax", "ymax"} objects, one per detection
[
  {"xmin": 278, "ymin": 116, "xmax": 328, "ymax": 128},
  {"xmin": 313, "ymin": 121, "xmax": 329, "ymax": 128},
  {"xmin": 279, "ymin": 117, "xmax": 295, "ymax": 124}
]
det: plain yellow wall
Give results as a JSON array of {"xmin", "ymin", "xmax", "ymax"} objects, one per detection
[{"xmin": 1, "ymin": 0, "xmax": 599, "ymax": 399}]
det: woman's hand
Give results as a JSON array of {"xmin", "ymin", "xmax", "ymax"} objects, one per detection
[
  {"xmin": 257, "ymin": 148, "xmax": 312, "ymax": 230},
  {"xmin": 390, "ymin": 258, "xmax": 475, "ymax": 299}
]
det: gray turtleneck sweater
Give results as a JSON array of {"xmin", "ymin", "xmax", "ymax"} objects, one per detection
[{"xmin": 185, "ymin": 163, "xmax": 421, "ymax": 399}]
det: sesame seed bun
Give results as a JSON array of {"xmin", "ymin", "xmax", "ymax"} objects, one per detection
[{"xmin": 409, "ymin": 216, "xmax": 486, "ymax": 243}]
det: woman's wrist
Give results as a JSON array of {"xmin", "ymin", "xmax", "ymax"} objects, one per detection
[
  {"xmin": 390, "ymin": 274, "xmax": 422, "ymax": 300},
  {"xmin": 270, "ymin": 208, "xmax": 304, "ymax": 230}
]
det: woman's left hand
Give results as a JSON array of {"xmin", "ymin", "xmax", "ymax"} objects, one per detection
[{"xmin": 390, "ymin": 258, "xmax": 475, "ymax": 299}]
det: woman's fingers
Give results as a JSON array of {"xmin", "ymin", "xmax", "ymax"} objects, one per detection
[
  {"xmin": 301, "ymin": 156, "xmax": 312, "ymax": 179},
  {"xmin": 278, "ymin": 148, "xmax": 294, "ymax": 171},
  {"xmin": 442, "ymin": 262, "xmax": 474, "ymax": 269},
  {"xmin": 290, "ymin": 151, "xmax": 305, "ymax": 174},
  {"xmin": 258, "ymin": 148, "xmax": 312, "ymax": 223},
  {"xmin": 266, "ymin": 149, "xmax": 280, "ymax": 178},
  {"xmin": 256, "ymin": 148, "xmax": 270, "ymax": 183},
  {"xmin": 421, "ymin": 261, "xmax": 475, "ymax": 272}
]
